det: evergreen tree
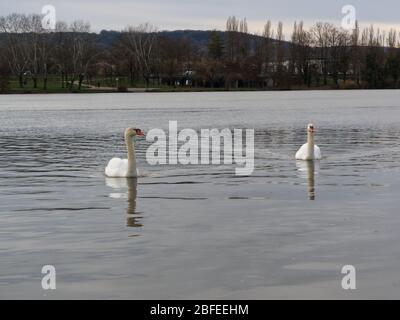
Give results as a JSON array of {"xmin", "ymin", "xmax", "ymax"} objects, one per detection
[
  {"xmin": 207, "ymin": 30, "xmax": 223, "ymax": 60},
  {"xmin": 384, "ymin": 51, "xmax": 400, "ymax": 87},
  {"xmin": 364, "ymin": 50, "xmax": 385, "ymax": 88}
]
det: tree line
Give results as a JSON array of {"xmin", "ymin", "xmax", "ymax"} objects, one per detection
[{"xmin": 1, "ymin": 13, "xmax": 400, "ymax": 93}]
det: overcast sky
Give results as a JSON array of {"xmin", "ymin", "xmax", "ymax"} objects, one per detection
[{"xmin": 1, "ymin": 0, "xmax": 400, "ymax": 36}]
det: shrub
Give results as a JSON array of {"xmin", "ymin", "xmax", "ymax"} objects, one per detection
[
  {"xmin": 339, "ymin": 80, "xmax": 359, "ymax": 89},
  {"xmin": 0, "ymin": 63, "xmax": 10, "ymax": 93},
  {"xmin": 117, "ymin": 85, "xmax": 128, "ymax": 92}
]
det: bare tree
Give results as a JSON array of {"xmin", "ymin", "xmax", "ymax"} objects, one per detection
[
  {"xmin": 225, "ymin": 16, "xmax": 239, "ymax": 62},
  {"xmin": 274, "ymin": 22, "xmax": 286, "ymax": 87},
  {"xmin": 0, "ymin": 14, "xmax": 30, "ymax": 87},
  {"xmin": 385, "ymin": 29, "xmax": 400, "ymax": 86},
  {"xmin": 121, "ymin": 23, "xmax": 158, "ymax": 88},
  {"xmin": 68, "ymin": 20, "xmax": 95, "ymax": 90},
  {"xmin": 311, "ymin": 22, "xmax": 330, "ymax": 85},
  {"xmin": 52, "ymin": 21, "xmax": 71, "ymax": 88},
  {"xmin": 291, "ymin": 21, "xmax": 313, "ymax": 87},
  {"xmin": 254, "ymin": 20, "xmax": 273, "ymax": 87},
  {"xmin": 113, "ymin": 34, "xmax": 139, "ymax": 86},
  {"xmin": 350, "ymin": 21, "xmax": 361, "ymax": 86},
  {"xmin": 25, "ymin": 14, "xmax": 43, "ymax": 88}
]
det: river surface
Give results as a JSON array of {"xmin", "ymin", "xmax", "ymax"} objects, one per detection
[{"xmin": 0, "ymin": 90, "xmax": 400, "ymax": 299}]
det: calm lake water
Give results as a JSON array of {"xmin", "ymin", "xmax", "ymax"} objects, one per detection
[{"xmin": 1, "ymin": 90, "xmax": 400, "ymax": 299}]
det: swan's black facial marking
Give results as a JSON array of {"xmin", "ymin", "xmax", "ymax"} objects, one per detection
[
  {"xmin": 125, "ymin": 128, "xmax": 144, "ymax": 137},
  {"xmin": 134, "ymin": 128, "xmax": 145, "ymax": 137}
]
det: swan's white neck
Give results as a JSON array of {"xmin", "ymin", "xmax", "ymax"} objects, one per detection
[
  {"xmin": 307, "ymin": 131, "xmax": 314, "ymax": 160},
  {"xmin": 125, "ymin": 133, "xmax": 137, "ymax": 177}
]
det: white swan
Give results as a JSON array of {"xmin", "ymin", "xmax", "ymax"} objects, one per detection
[
  {"xmin": 105, "ymin": 128, "xmax": 145, "ymax": 178},
  {"xmin": 295, "ymin": 124, "xmax": 322, "ymax": 160}
]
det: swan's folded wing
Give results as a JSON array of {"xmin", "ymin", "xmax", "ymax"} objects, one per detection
[
  {"xmin": 295, "ymin": 143, "xmax": 308, "ymax": 160},
  {"xmin": 105, "ymin": 158, "xmax": 127, "ymax": 177},
  {"xmin": 296, "ymin": 144, "xmax": 322, "ymax": 160},
  {"xmin": 314, "ymin": 145, "xmax": 322, "ymax": 160}
]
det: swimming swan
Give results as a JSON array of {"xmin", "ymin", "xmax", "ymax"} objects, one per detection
[
  {"xmin": 105, "ymin": 128, "xmax": 145, "ymax": 178},
  {"xmin": 295, "ymin": 124, "xmax": 322, "ymax": 160}
]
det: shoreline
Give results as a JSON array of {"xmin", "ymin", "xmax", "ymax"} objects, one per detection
[{"xmin": 2, "ymin": 87, "xmax": 400, "ymax": 95}]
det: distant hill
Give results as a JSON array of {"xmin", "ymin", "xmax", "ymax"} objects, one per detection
[
  {"xmin": 96, "ymin": 29, "xmax": 228, "ymax": 49},
  {"xmin": 97, "ymin": 29, "xmax": 290, "ymax": 52},
  {"xmin": 0, "ymin": 29, "xmax": 290, "ymax": 55}
]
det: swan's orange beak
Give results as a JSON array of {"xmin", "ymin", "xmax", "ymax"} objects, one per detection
[{"xmin": 136, "ymin": 129, "xmax": 145, "ymax": 137}]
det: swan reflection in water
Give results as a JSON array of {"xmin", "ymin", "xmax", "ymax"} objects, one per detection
[
  {"xmin": 106, "ymin": 177, "xmax": 142, "ymax": 227},
  {"xmin": 296, "ymin": 160, "xmax": 318, "ymax": 200}
]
